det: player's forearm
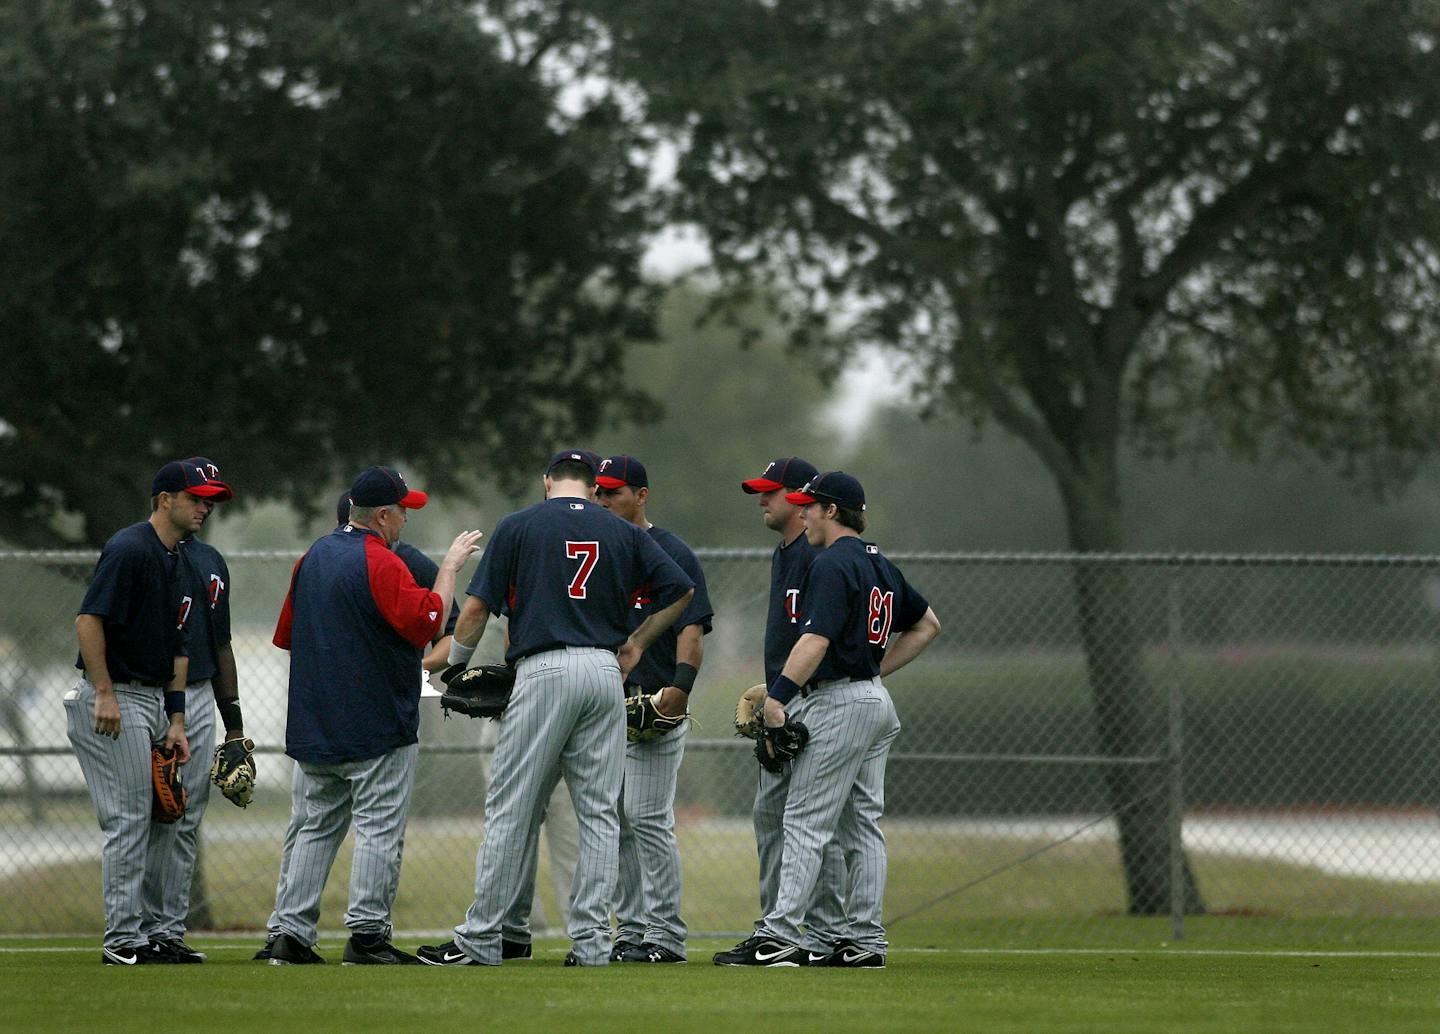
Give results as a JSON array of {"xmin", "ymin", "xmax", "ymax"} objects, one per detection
[
  {"xmin": 423, "ymin": 635, "xmax": 453, "ymax": 673},
  {"xmin": 212, "ymin": 643, "xmax": 239, "ymax": 699},
  {"xmin": 74, "ymin": 615, "xmax": 113, "ymax": 692},
  {"xmin": 213, "ymin": 644, "xmax": 245, "ymax": 738},
  {"xmin": 675, "ymin": 625, "xmax": 704, "ymax": 671},
  {"xmin": 777, "ymin": 633, "xmax": 830, "ymax": 689},
  {"xmin": 630, "ymin": 589, "xmax": 694, "ymax": 652},
  {"xmin": 879, "ymin": 608, "xmax": 941, "ymax": 677},
  {"xmin": 448, "ymin": 596, "xmax": 491, "ymax": 665}
]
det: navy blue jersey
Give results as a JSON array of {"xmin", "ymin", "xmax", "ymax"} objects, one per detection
[
  {"xmin": 625, "ymin": 526, "xmax": 714, "ymax": 690},
  {"xmin": 274, "ymin": 526, "xmax": 445, "ymax": 763},
  {"xmin": 763, "ymin": 531, "xmax": 818, "ymax": 686},
  {"xmin": 75, "ymin": 521, "xmax": 191, "ymax": 686},
  {"xmin": 799, "ymin": 537, "xmax": 930, "ymax": 684},
  {"xmin": 467, "ymin": 498, "xmax": 694, "ymax": 665},
  {"xmin": 180, "ymin": 536, "xmax": 232, "ymax": 684}
]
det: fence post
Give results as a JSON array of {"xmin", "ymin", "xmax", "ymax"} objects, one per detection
[{"xmin": 1166, "ymin": 572, "xmax": 1186, "ymax": 941}]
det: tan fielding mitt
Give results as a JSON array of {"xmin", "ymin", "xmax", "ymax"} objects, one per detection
[{"xmin": 734, "ymin": 684, "xmax": 768, "ymax": 740}]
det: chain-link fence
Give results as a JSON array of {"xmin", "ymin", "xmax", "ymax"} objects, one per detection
[{"xmin": 3, "ymin": 548, "xmax": 1439, "ymax": 943}]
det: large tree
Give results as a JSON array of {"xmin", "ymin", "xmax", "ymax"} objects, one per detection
[
  {"xmin": 574, "ymin": 0, "xmax": 1440, "ymax": 912},
  {"xmin": 0, "ymin": 0, "xmax": 657, "ymax": 546}
]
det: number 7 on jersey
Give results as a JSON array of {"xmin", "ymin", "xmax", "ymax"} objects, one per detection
[{"xmin": 566, "ymin": 541, "xmax": 599, "ymax": 599}]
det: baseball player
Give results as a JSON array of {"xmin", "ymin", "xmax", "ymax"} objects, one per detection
[
  {"xmin": 714, "ymin": 456, "xmax": 853, "ymax": 966},
  {"xmin": 65, "ymin": 458, "xmax": 232, "ymax": 965},
  {"xmin": 417, "ymin": 448, "xmax": 694, "ymax": 967},
  {"xmin": 594, "ymin": 454, "xmax": 714, "ymax": 964},
  {"xmin": 264, "ymin": 466, "xmax": 482, "ymax": 966},
  {"xmin": 252, "ymin": 490, "xmax": 464, "ymax": 961},
  {"xmin": 716, "ymin": 471, "xmax": 941, "ymax": 968},
  {"xmin": 140, "ymin": 457, "xmax": 244, "ymax": 963}
]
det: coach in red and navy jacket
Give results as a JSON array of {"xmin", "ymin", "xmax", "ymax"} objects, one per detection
[{"xmin": 267, "ymin": 465, "xmax": 481, "ymax": 965}]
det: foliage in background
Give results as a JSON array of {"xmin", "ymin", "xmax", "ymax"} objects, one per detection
[{"xmin": 0, "ymin": 0, "xmax": 658, "ymax": 547}]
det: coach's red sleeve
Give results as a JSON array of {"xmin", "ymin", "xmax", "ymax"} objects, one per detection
[
  {"xmin": 272, "ymin": 555, "xmax": 305, "ymax": 650},
  {"xmin": 364, "ymin": 537, "xmax": 443, "ymax": 648}
]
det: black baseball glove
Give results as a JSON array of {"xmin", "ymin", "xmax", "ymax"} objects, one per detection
[
  {"xmin": 755, "ymin": 717, "xmax": 809, "ymax": 773},
  {"xmin": 626, "ymin": 691, "xmax": 689, "ymax": 743},
  {"xmin": 438, "ymin": 663, "xmax": 515, "ymax": 720}
]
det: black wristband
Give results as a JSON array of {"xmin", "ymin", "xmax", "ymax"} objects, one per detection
[
  {"xmin": 164, "ymin": 690, "xmax": 185, "ymax": 718},
  {"xmin": 672, "ymin": 662, "xmax": 698, "ymax": 693},
  {"xmin": 216, "ymin": 697, "xmax": 244, "ymax": 733},
  {"xmin": 768, "ymin": 674, "xmax": 802, "ymax": 705}
]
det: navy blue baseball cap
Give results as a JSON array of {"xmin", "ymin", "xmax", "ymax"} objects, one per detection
[
  {"xmin": 152, "ymin": 457, "xmax": 234, "ymax": 501},
  {"xmin": 349, "ymin": 466, "xmax": 428, "ymax": 508},
  {"xmin": 741, "ymin": 456, "xmax": 818, "ymax": 495},
  {"xmin": 786, "ymin": 471, "xmax": 866, "ymax": 511},
  {"xmin": 596, "ymin": 454, "xmax": 648, "ymax": 490},
  {"xmin": 548, "ymin": 448, "xmax": 600, "ymax": 474}
]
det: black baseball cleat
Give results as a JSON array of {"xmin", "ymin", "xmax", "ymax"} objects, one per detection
[
  {"xmin": 145, "ymin": 936, "xmax": 206, "ymax": 963},
  {"xmin": 267, "ymin": 932, "xmax": 326, "ymax": 965},
  {"xmin": 416, "ymin": 939, "xmax": 485, "ymax": 966},
  {"xmin": 809, "ymin": 941, "xmax": 886, "ymax": 968},
  {"xmin": 712, "ymin": 934, "xmax": 762, "ymax": 964},
  {"xmin": 342, "ymin": 934, "xmax": 420, "ymax": 965},
  {"xmin": 501, "ymin": 938, "xmax": 533, "ymax": 961},
  {"xmin": 636, "ymin": 943, "xmax": 686, "ymax": 963},
  {"xmin": 609, "ymin": 939, "xmax": 641, "ymax": 962},
  {"xmin": 101, "ymin": 945, "xmax": 148, "ymax": 966},
  {"xmin": 253, "ymin": 932, "xmax": 278, "ymax": 961},
  {"xmin": 712, "ymin": 936, "xmax": 802, "ymax": 967}
]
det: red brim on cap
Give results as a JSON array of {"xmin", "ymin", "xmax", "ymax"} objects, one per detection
[
  {"xmin": 398, "ymin": 490, "xmax": 428, "ymax": 509},
  {"xmin": 595, "ymin": 476, "xmax": 627, "ymax": 490},
  {"xmin": 189, "ymin": 482, "xmax": 234, "ymax": 502},
  {"xmin": 784, "ymin": 490, "xmax": 817, "ymax": 505},
  {"xmin": 741, "ymin": 478, "xmax": 785, "ymax": 494}
]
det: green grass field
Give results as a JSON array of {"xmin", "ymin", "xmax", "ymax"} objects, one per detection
[{"xmin": 4, "ymin": 922, "xmax": 1438, "ymax": 1034}]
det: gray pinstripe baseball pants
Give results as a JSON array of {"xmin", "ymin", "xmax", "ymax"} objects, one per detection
[
  {"xmin": 264, "ymin": 760, "xmax": 306, "ymax": 936},
  {"xmin": 752, "ymin": 690, "xmax": 851, "ymax": 952},
  {"xmin": 454, "ymin": 646, "xmax": 625, "ymax": 966},
  {"xmin": 760, "ymin": 676, "xmax": 901, "ymax": 953},
  {"xmin": 270, "ymin": 742, "xmax": 419, "ymax": 944},
  {"xmin": 142, "ymin": 681, "xmax": 216, "ymax": 942},
  {"xmin": 64, "ymin": 677, "xmax": 171, "ymax": 950},
  {"xmin": 480, "ymin": 720, "xmax": 580, "ymax": 941},
  {"xmin": 614, "ymin": 720, "xmax": 689, "ymax": 954}
]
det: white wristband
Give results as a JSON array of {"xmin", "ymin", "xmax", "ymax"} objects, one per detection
[{"xmin": 447, "ymin": 639, "xmax": 476, "ymax": 666}]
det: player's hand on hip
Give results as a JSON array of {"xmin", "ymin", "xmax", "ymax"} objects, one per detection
[
  {"xmin": 762, "ymin": 696, "xmax": 786, "ymax": 729},
  {"xmin": 441, "ymin": 530, "xmax": 484, "ymax": 572},
  {"xmin": 164, "ymin": 722, "xmax": 192, "ymax": 764},
  {"xmin": 616, "ymin": 639, "xmax": 643, "ymax": 678},
  {"xmin": 93, "ymin": 688, "xmax": 121, "ymax": 739},
  {"xmin": 655, "ymin": 686, "xmax": 688, "ymax": 718}
]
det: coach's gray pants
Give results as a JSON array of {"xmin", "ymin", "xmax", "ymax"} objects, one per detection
[
  {"xmin": 760, "ymin": 677, "xmax": 901, "ymax": 954},
  {"xmin": 64, "ymin": 678, "xmax": 170, "ymax": 950},
  {"xmin": 454, "ymin": 646, "xmax": 625, "ymax": 965},
  {"xmin": 271, "ymin": 742, "xmax": 419, "ymax": 945},
  {"xmin": 615, "ymin": 720, "xmax": 689, "ymax": 955},
  {"xmin": 753, "ymin": 691, "xmax": 851, "ymax": 952},
  {"xmin": 142, "ymin": 681, "xmax": 216, "ymax": 942}
]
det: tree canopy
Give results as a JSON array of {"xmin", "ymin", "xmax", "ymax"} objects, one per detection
[
  {"xmin": 578, "ymin": 0, "xmax": 1440, "ymax": 548},
  {"xmin": 0, "ymin": 0, "xmax": 657, "ymax": 546}
]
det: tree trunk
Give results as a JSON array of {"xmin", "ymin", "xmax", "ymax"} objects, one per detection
[{"xmin": 1060, "ymin": 469, "xmax": 1205, "ymax": 915}]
